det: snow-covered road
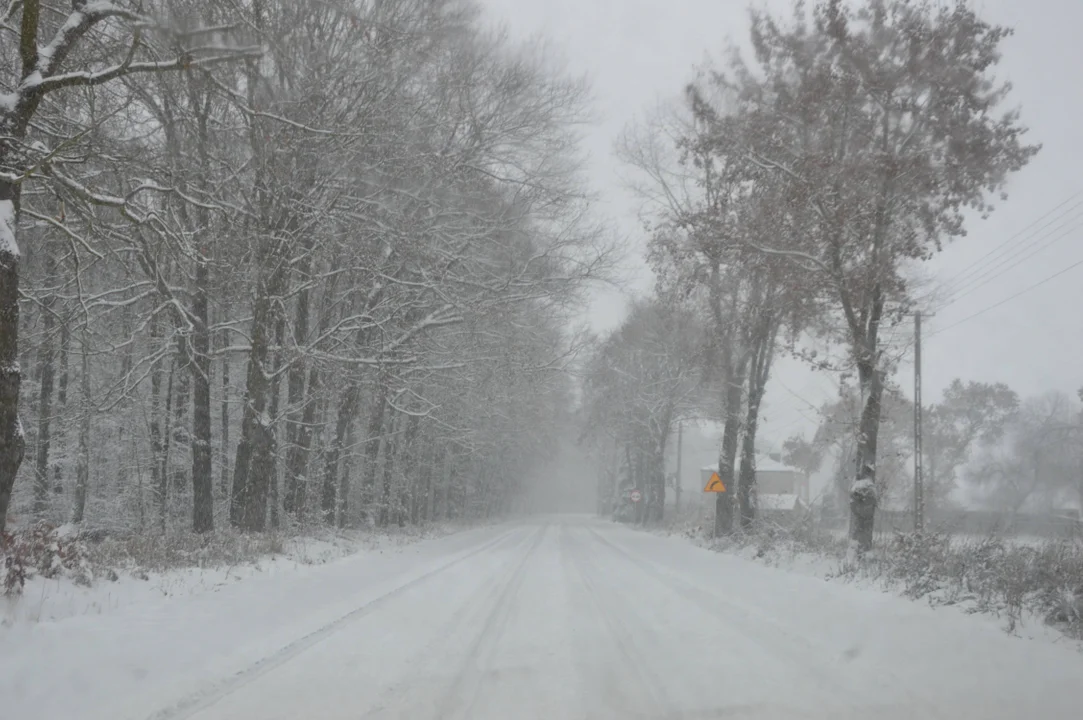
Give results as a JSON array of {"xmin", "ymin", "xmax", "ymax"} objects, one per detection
[{"xmin": 6, "ymin": 516, "xmax": 1083, "ymax": 719}]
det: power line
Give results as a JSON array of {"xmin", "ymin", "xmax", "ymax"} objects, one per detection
[
  {"xmin": 941, "ymin": 209, "xmax": 1083, "ymax": 307},
  {"xmin": 941, "ymin": 190, "xmax": 1082, "ymax": 290},
  {"xmin": 773, "ymin": 378, "xmax": 823, "ymax": 423},
  {"xmin": 928, "ymin": 256, "xmax": 1083, "ymax": 338}
]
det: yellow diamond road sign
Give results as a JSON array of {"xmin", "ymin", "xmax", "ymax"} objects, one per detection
[{"xmin": 703, "ymin": 472, "xmax": 726, "ymax": 493}]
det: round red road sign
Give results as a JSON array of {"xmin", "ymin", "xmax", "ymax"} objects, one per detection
[{"xmin": 630, "ymin": 489, "xmax": 642, "ymax": 503}]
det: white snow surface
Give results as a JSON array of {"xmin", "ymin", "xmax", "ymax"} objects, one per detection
[
  {"xmin": 3, "ymin": 516, "xmax": 1083, "ymax": 720},
  {"xmin": 702, "ymin": 455, "xmax": 801, "ymax": 474},
  {"xmin": 0, "ymin": 198, "xmax": 18, "ymax": 258},
  {"xmin": 755, "ymin": 492, "xmax": 802, "ymax": 511}
]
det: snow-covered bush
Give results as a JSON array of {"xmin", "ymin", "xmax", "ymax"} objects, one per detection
[
  {"xmin": 670, "ymin": 511, "xmax": 1083, "ymax": 639},
  {"xmin": 83, "ymin": 529, "xmax": 285, "ymax": 573},
  {"xmin": 1, "ymin": 522, "xmax": 92, "ymax": 596}
]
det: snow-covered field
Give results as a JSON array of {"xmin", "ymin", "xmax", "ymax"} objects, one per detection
[{"xmin": 4, "ymin": 515, "xmax": 1083, "ymax": 720}]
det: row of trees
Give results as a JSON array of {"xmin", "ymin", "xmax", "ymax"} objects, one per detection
[
  {"xmin": 785, "ymin": 381, "xmax": 1083, "ymax": 521},
  {"xmin": 783, "ymin": 379, "xmax": 1019, "ymax": 514},
  {"xmin": 1, "ymin": 0, "xmax": 608, "ymax": 534},
  {"xmin": 580, "ymin": 298, "xmax": 706, "ymax": 523},
  {"xmin": 582, "ymin": 0, "xmax": 1037, "ymax": 549}
]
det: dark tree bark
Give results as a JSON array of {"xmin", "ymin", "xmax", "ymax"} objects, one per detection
[
  {"xmin": 399, "ymin": 413, "xmax": 421, "ymax": 525},
  {"xmin": 190, "ymin": 258, "xmax": 214, "ymax": 532},
  {"xmin": 337, "ymin": 424, "xmax": 354, "ymax": 528},
  {"xmin": 322, "ymin": 385, "xmax": 360, "ymax": 525},
  {"xmin": 172, "ymin": 334, "xmax": 190, "ymax": 494},
  {"xmin": 219, "ymin": 329, "xmax": 230, "ymax": 497},
  {"xmin": 850, "ymin": 357, "xmax": 883, "ymax": 552},
  {"xmin": 187, "ymin": 72, "xmax": 215, "ymax": 534},
  {"xmin": 159, "ymin": 359, "xmax": 176, "ymax": 531},
  {"xmin": 715, "ymin": 348, "xmax": 748, "ymax": 537},
  {"xmin": 424, "ymin": 445, "xmax": 439, "ymax": 523},
  {"xmin": 32, "ymin": 245, "xmax": 58, "ymax": 517},
  {"xmin": 53, "ymin": 319, "xmax": 69, "ymax": 492},
  {"xmin": 231, "ymin": 262, "xmax": 288, "ymax": 531},
  {"xmin": 378, "ymin": 413, "xmax": 399, "ymax": 527},
  {"xmin": 0, "ymin": 184, "xmax": 25, "ymax": 532},
  {"xmin": 362, "ymin": 383, "xmax": 388, "ymax": 517},
  {"xmin": 268, "ymin": 317, "xmax": 286, "ymax": 530},
  {"xmin": 71, "ymin": 333, "xmax": 90, "ymax": 524},
  {"xmin": 848, "ymin": 280, "xmax": 886, "ymax": 553},
  {"xmin": 439, "ymin": 448, "xmax": 453, "ymax": 521},
  {"xmin": 738, "ymin": 317, "xmax": 779, "ymax": 530},
  {"xmin": 284, "ymin": 276, "xmax": 333, "ymax": 518},
  {"xmin": 150, "ymin": 319, "xmax": 166, "ymax": 533},
  {"xmin": 282, "ymin": 258, "xmax": 313, "ymax": 516}
]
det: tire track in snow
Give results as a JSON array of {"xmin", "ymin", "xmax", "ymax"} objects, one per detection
[
  {"xmin": 433, "ymin": 522, "xmax": 549, "ymax": 720},
  {"xmin": 588, "ymin": 526, "xmax": 947, "ymax": 720},
  {"xmin": 561, "ymin": 525, "xmax": 674, "ymax": 718},
  {"xmin": 146, "ymin": 527, "xmax": 525, "ymax": 720},
  {"xmin": 558, "ymin": 523, "xmax": 650, "ymax": 718},
  {"xmin": 360, "ymin": 523, "xmax": 547, "ymax": 720}
]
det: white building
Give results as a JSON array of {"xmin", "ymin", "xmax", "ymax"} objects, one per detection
[{"xmin": 699, "ymin": 456, "xmax": 810, "ymax": 507}]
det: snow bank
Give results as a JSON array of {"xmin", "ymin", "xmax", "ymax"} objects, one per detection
[
  {"xmin": 0, "ymin": 522, "xmax": 506, "ymax": 720},
  {"xmin": 651, "ymin": 511, "xmax": 1083, "ymax": 644}
]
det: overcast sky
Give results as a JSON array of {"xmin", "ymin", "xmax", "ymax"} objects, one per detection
[{"xmin": 479, "ymin": 0, "xmax": 1083, "ymax": 450}]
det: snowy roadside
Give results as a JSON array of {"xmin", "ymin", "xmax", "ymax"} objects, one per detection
[
  {"xmin": 0, "ymin": 521, "xmax": 514, "ymax": 720},
  {"xmin": 641, "ymin": 513, "xmax": 1083, "ymax": 648},
  {"xmin": 2, "ymin": 521, "xmax": 472, "ymax": 627}
]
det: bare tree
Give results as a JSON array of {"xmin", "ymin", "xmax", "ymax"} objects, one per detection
[{"xmin": 685, "ymin": 0, "xmax": 1037, "ymax": 550}]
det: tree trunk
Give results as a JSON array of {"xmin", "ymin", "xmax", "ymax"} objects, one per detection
[
  {"xmin": 440, "ymin": 449, "xmax": 453, "ymax": 521},
  {"xmin": 172, "ymin": 336, "xmax": 190, "ymax": 494},
  {"xmin": 337, "ymin": 424, "xmax": 354, "ymax": 528},
  {"xmin": 268, "ymin": 318, "xmax": 285, "ymax": 530},
  {"xmin": 425, "ymin": 446, "xmax": 438, "ymax": 523},
  {"xmin": 322, "ymin": 381, "xmax": 361, "ymax": 521},
  {"xmin": 182, "ymin": 67, "xmax": 216, "ymax": 533},
  {"xmin": 850, "ymin": 358, "xmax": 883, "ymax": 552},
  {"xmin": 282, "ymin": 322, "xmax": 309, "ymax": 519},
  {"xmin": 219, "ymin": 329, "xmax": 230, "ymax": 497},
  {"xmin": 53, "ymin": 320, "xmax": 69, "ymax": 492},
  {"xmin": 738, "ymin": 318, "xmax": 779, "ymax": 530},
  {"xmin": 150, "ymin": 319, "xmax": 165, "ymax": 533},
  {"xmin": 378, "ymin": 413, "xmax": 398, "ymax": 527},
  {"xmin": 715, "ymin": 358, "xmax": 747, "ymax": 536},
  {"xmin": 71, "ymin": 332, "xmax": 91, "ymax": 524},
  {"xmin": 362, "ymin": 383, "xmax": 388, "ymax": 517},
  {"xmin": 0, "ymin": 189, "xmax": 25, "ymax": 532},
  {"xmin": 322, "ymin": 386, "xmax": 359, "ymax": 525},
  {"xmin": 159, "ymin": 359, "xmax": 176, "ymax": 532},
  {"xmin": 737, "ymin": 416, "xmax": 757, "ymax": 530},
  {"xmin": 400, "ymin": 413, "xmax": 421, "ymax": 525},
  {"xmin": 190, "ymin": 252, "xmax": 214, "ymax": 532},
  {"xmin": 645, "ymin": 433, "xmax": 662, "ymax": 521},
  {"xmin": 33, "ymin": 248, "xmax": 57, "ymax": 518},
  {"xmin": 281, "ymin": 248, "xmax": 318, "ymax": 517},
  {"xmin": 232, "ymin": 273, "xmax": 286, "ymax": 531},
  {"xmin": 284, "ymin": 278, "xmax": 333, "ymax": 518}
]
